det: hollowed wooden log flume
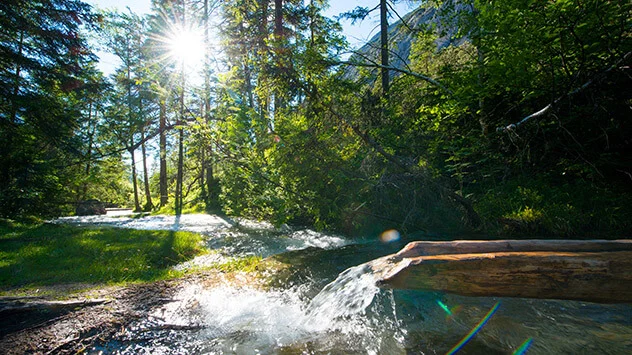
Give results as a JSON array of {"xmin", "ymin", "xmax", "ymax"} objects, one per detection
[{"xmin": 373, "ymin": 240, "xmax": 632, "ymax": 303}]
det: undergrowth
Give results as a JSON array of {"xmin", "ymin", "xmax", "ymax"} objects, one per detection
[{"xmin": 472, "ymin": 177, "xmax": 632, "ymax": 237}]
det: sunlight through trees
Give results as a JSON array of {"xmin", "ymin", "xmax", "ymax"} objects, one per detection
[{"xmin": 1, "ymin": 0, "xmax": 630, "ymax": 236}]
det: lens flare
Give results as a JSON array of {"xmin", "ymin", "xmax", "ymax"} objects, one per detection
[
  {"xmin": 437, "ymin": 300, "xmax": 463, "ymax": 321},
  {"xmin": 437, "ymin": 300, "xmax": 452, "ymax": 316},
  {"xmin": 446, "ymin": 302, "xmax": 500, "ymax": 355},
  {"xmin": 380, "ymin": 229, "xmax": 400, "ymax": 243},
  {"xmin": 513, "ymin": 338, "xmax": 534, "ymax": 355}
]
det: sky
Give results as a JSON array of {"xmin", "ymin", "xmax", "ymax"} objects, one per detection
[{"xmin": 85, "ymin": 0, "xmax": 418, "ymax": 75}]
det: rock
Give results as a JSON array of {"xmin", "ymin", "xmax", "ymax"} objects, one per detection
[{"xmin": 75, "ymin": 199, "xmax": 107, "ymax": 216}]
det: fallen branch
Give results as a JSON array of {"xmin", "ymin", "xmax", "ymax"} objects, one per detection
[
  {"xmin": 394, "ymin": 239, "xmax": 632, "ymax": 258},
  {"xmin": 327, "ymin": 104, "xmax": 481, "ymax": 227}
]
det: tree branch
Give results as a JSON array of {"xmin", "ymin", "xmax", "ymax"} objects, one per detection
[
  {"xmin": 497, "ymin": 51, "xmax": 632, "ymax": 132},
  {"xmin": 331, "ymin": 59, "xmax": 454, "ymax": 96},
  {"xmin": 59, "ymin": 122, "xmax": 177, "ymax": 169},
  {"xmin": 326, "ymin": 103, "xmax": 481, "ymax": 228},
  {"xmin": 327, "ymin": 104, "xmax": 409, "ymax": 171},
  {"xmin": 386, "ymin": 1, "xmax": 420, "ymax": 34}
]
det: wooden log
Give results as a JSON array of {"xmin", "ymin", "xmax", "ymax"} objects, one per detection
[
  {"xmin": 395, "ymin": 239, "xmax": 632, "ymax": 258},
  {"xmin": 373, "ymin": 240, "xmax": 632, "ymax": 304}
]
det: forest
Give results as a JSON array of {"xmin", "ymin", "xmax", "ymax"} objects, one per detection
[{"xmin": 2, "ymin": 0, "xmax": 631, "ymax": 238}]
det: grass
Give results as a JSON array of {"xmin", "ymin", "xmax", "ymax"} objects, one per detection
[
  {"xmin": 0, "ymin": 222, "xmax": 208, "ymax": 290},
  {"xmin": 152, "ymin": 203, "xmax": 208, "ymax": 216},
  {"xmin": 213, "ymin": 255, "xmax": 262, "ymax": 273}
]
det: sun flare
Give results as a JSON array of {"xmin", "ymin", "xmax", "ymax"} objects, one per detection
[{"xmin": 166, "ymin": 27, "xmax": 205, "ymax": 68}]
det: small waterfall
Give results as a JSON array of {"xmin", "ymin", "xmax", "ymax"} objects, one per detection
[
  {"xmin": 305, "ymin": 255, "xmax": 411, "ymax": 328},
  {"xmin": 301, "ymin": 257, "xmax": 409, "ymax": 354},
  {"xmin": 306, "ymin": 264, "xmax": 380, "ymax": 322}
]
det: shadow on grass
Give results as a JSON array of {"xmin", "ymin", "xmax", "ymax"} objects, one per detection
[{"xmin": 0, "ymin": 223, "xmax": 205, "ymax": 289}]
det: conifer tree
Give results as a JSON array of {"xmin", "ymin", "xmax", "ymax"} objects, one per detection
[{"xmin": 0, "ymin": 0, "xmax": 98, "ymax": 217}]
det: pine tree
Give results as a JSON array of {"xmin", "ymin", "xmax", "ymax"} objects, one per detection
[{"xmin": 0, "ymin": 0, "xmax": 98, "ymax": 217}]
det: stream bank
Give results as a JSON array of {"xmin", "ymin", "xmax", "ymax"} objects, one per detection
[{"xmin": 1, "ymin": 214, "xmax": 631, "ymax": 354}]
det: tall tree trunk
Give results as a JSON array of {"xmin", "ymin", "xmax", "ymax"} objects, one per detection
[
  {"xmin": 175, "ymin": 130, "xmax": 184, "ymax": 215},
  {"xmin": 141, "ymin": 129, "xmax": 153, "ymax": 211},
  {"xmin": 137, "ymin": 51, "xmax": 153, "ymax": 211},
  {"xmin": 205, "ymin": 153, "xmax": 216, "ymax": 209},
  {"xmin": 200, "ymin": 146, "xmax": 206, "ymax": 199},
  {"xmin": 380, "ymin": 0, "xmax": 389, "ymax": 96},
  {"xmin": 82, "ymin": 101, "xmax": 95, "ymax": 200},
  {"xmin": 239, "ymin": 19, "xmax": 255, "ymax": 110},
  {"xmin": 175, "ymin": 68, "xmax": 185, "ymax": 216},
  {"xmin": 175, "ymin": 1, "xmax": 186, "ymax": 216},
  {"xmin": 10, "ymin": 30, "xmax": 24, "ymax": 124},
  {"xmin": 201, "ymin": 0, "xmax": 215, "ymax": 209},
  {"xmin": 130, "ymin": 145, "xmax": 141, "ymax": 212},
  {"xmin": 159, "ymin": 100, "xmax": 168, "ymax": 207},
  {"xmin": 471, "ymin": 4, "xmax": 487, "ymax": 136},
  {"xmin": 257, "ymin": 0, "xmax": 270, "ymax": 125},
  {"xmin": 274, "ymin": 0, "xmax": 283, "ymax": 39},
  {"xmin": 126, "ymin": 45, "xmax": 140, "ymax": 212},
  {"xmin": 200, "ymin": 0, "xmax": 209, "ymax": 203},
  {"xmin": 273, "ymin": 0, "xmax": 284, "ymax": 125},
  {"xmin": 307, "ymin": 0, "xmax": 317, "ymax": 97}
]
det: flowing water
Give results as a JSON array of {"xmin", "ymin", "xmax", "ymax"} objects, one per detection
[{"xmin": 56, "ymin": 214, "xmax": 632, "ymax": 354}]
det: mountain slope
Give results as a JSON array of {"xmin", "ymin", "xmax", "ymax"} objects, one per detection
[{"xmin": 345, "ymin": 2, "xmax": 466, "ymax": 82}]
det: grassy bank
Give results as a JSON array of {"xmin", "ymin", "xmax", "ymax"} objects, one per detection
[{"xmin": 0, "ymin": 222, "xmax": 207, "ymax": 290}]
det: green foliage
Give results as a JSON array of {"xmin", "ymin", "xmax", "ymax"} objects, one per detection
[
  {"xmin": 474, "ymin": 177, "xmax": 632, "ymax": 237},
  {"xmin": 211, "ymin": 0, "xmax": 353, "ymax": 229},
  {"xmin": 0, "ymin": 0, "xmax": 101, "ymax": 218},
  {"xmin": 209, "ymin": 0, "xmax": 631, "ymax": 236},
  {"xmin": 0, "ymin": 223, "xmax": 207, "ymax": 288},
  {"xmin": 74, "ymin": 156, "xmax": 133, "ymax": 206},
  {"xmin": 3, "ymin": 0, "xmax": 630, "ymax": 239},
  {"xmin": 371, "ymin": 0, "xmax": 632, "ymax": 236}
]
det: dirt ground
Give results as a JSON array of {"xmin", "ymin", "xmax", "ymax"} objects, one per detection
[{"xmin": 0, "ymin": 280, "xmax": 181, "ymax": 354}]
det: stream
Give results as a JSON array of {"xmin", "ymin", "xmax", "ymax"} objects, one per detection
[{"xmin": 55, "ymin": 213, "xmax": 632, "ymax": 354}]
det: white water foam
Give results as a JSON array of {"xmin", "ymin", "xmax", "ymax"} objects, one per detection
[
  {"xmin": 53, "ymin": 214, "xmax": 233, "ymax": 234},
  {"xmin": 286, "ymin": 229, "xmax": 348, "ymax": 250},
  {"xmin": 53, "ymin": 214, "xmax": 351, "ymax": 265},
  {"xmin": 144, "ymin": 271, "xmax": 404, "ymax": 354}
]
